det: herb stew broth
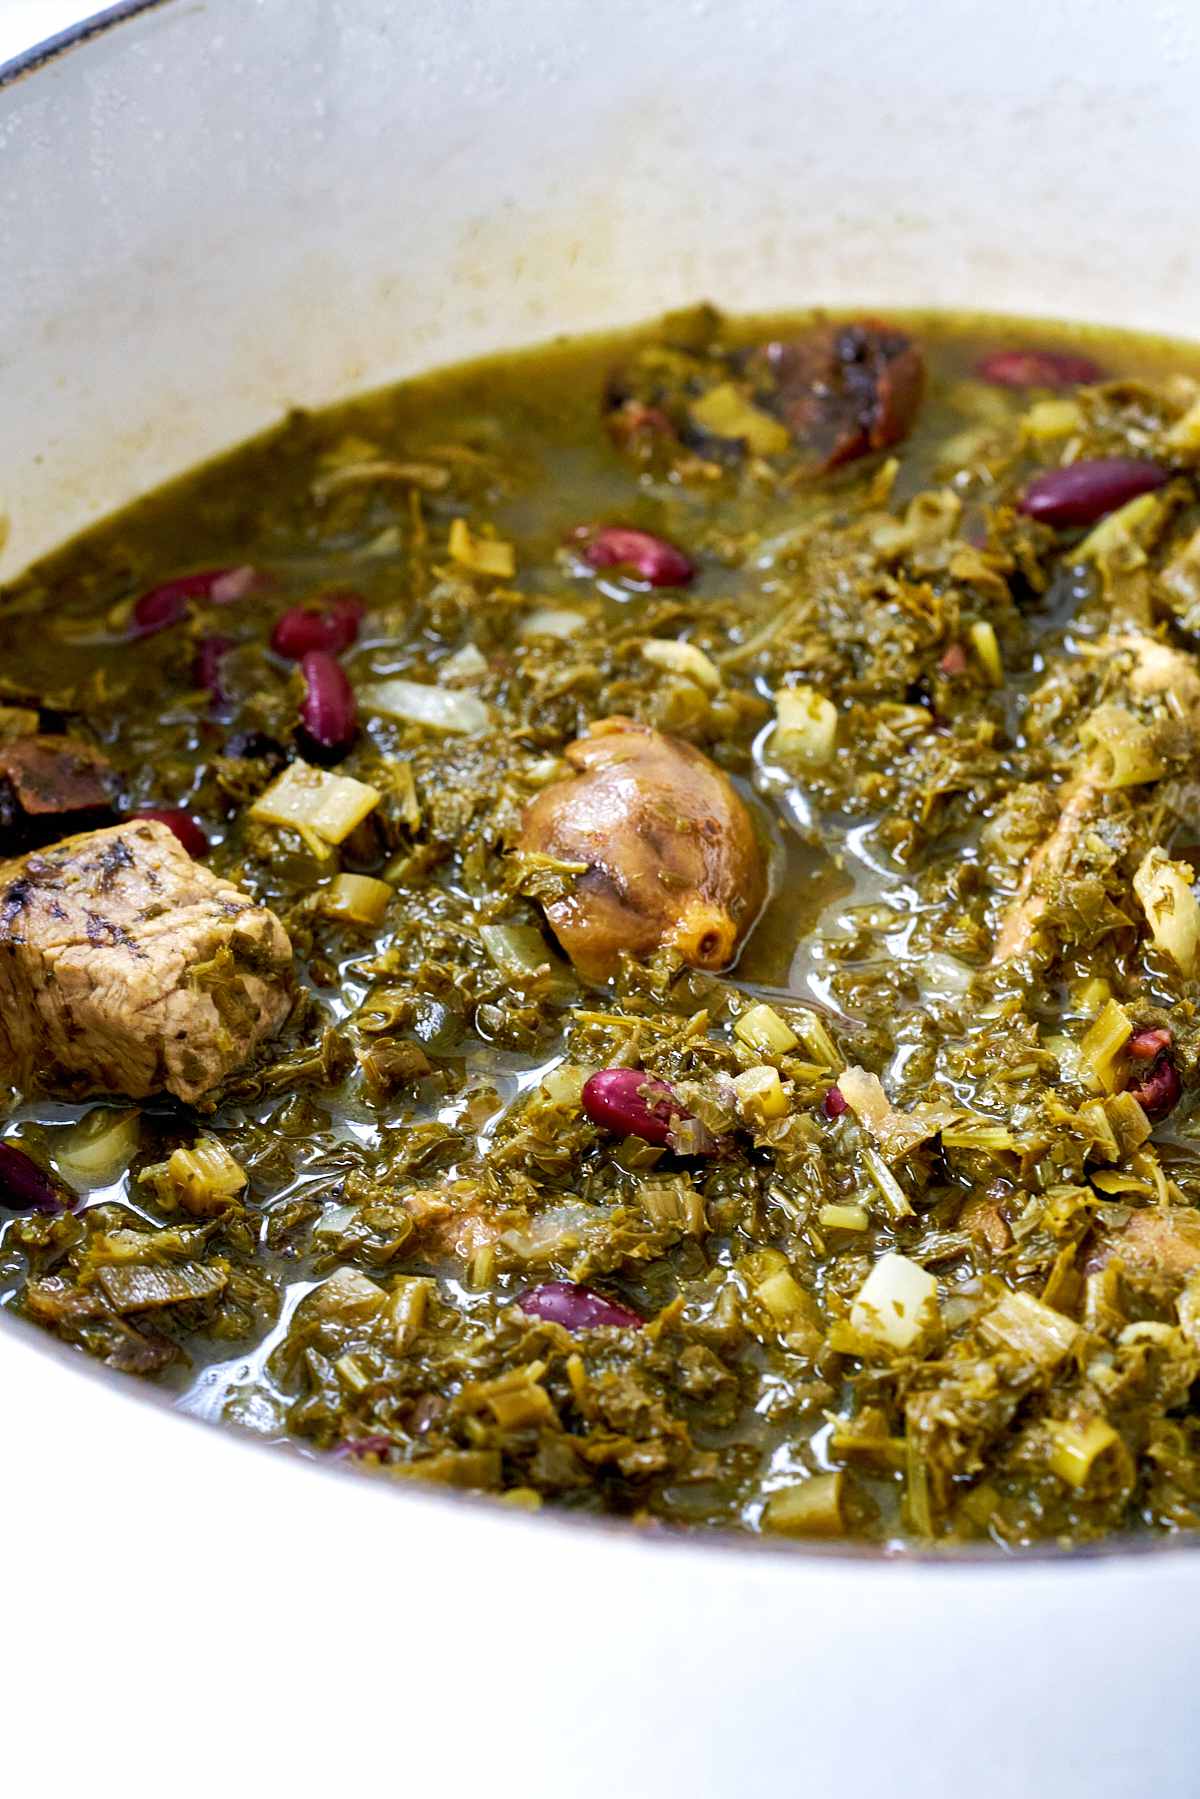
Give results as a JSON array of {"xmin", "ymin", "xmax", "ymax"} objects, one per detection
[{"xmin": 6, "ymin": 307, "xmax": 1200, "ymax": 1546}]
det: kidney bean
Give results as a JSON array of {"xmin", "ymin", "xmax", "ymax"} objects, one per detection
[
  {"xmin": 333, "ymin": 1436, "xmax": 394, "ymax": 1460},
  {"xmin": 573, "ymin": 525, "xmax": 695, "ymax": 587},
  {"xmin": 192, "ymin": 634, "xmax": 233, "ymax": 704},
  {"xmin": 132, "ymin": 808, "xmax": 210, "ymax": 858},
  {"xmin": 271, "ymin": 592, "xmax": 365, "ymax": 660},
  {"xmin": 822, "ymin": 1084, "xmax": 848, "ymax": 1119},
  {"xmin": 0, "ymin": 1142, "xmax": 70, "ymax": 1213},
  {"xmin": 298, "ymin": 650, "xmax": 358, "ymax": 759},
  {"xmin": 582, "ymin": 1066, "xmax": 685, "ymax": 1145},
  {"xmin": 976, "ymin": 349, "xmax": 1103, "ymax": 388},
  {"xmin": 938, "ymin": 642, "xmax": 968, "ymax": 678},
  {"xmin": 131, "ymin": 566, "xmax": 258, "ymax": 637},
  {"xmin": 1019, "ymin": 458, "xmax": 1168, "ymax": 527},
  {"xmin": 1127, "ymin": 1052, "xmax": 1182, "ymax": 1123},
  {"xmin": 518, "ymin": 1279, "xmax": 643, "ymax": 1331}
]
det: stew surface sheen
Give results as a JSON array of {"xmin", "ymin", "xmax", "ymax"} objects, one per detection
[{"xmin": 5, "ymin": 306, "xmax": 1200, "ymax": 1550}]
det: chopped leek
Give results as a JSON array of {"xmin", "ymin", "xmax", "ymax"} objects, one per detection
[
  {"xmin": 734, "ymin": 1003, "xmax": 799, "ymax": 1057},
  {"xmin": 322, "ymin": 872, "xmax": 393, "ymax": 926},
  {"xmin": 731, "ymin": 1064, "xmax": 789, "ymax": 1121},
  {"xmin": 358, "ymin": 676, "xmax": 490, "ymax": 736}
]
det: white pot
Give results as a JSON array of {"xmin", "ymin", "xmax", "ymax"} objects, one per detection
[{"xmin": 2, "ymin": 5, "xmax": 1198, "ymax": 1794}]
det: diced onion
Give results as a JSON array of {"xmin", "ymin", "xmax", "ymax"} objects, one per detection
[
  {"xmin": 518, "ymin": 607, "xmax": 587, "ymax": 641},
  {"xmin": 1133, "ymin": 847, "xmax": 1200, "ymax": 976},
  {"xmin": 849, "ymin": 1253, "xmax": 938, "ymax": 1351},
  {"xmin": 447, "ymin": 516, "xmax": 515, "ymax": 578},
  {"xmin": 772, "ymin": 685, "xmax": 838, "ymax": 765},
  {"xmin": 54, "ymin": 1108, "xmax": 141, "ymax": 1189},
  {"xmin": 359, "ymin": 677, "xmax": 490, "ymax": 736},
  {"xmin": 689, "ymin": 382, "xmax": 791, "ymax": 455},
  {"xmin": 641, "ymin": 638, "xmax": 722, "ymax": 693},
  {"xmin": 978, "ymin": 1287, "xmax": 1078, "ymax": 1368},
  {"xmin": 251, "ymin": 762, "xmax": 381, "ymax": 846},
  {"xmin": 762, "ymin": 1472, "xmax": 845, "ymax": 1537}
]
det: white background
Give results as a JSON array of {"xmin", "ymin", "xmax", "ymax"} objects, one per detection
[{"xmin": 1, "ymin": 0, "xmax": 97, "ymax": 66}]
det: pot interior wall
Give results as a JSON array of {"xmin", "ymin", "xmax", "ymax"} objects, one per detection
[{"xmin": 1, "ymin": 0, "xmax": 1198, "ymax": 577}]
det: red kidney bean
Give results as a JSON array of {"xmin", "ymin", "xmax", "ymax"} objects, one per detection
[
  {"xmin": 976, "ymin": 349, "xmax": 1103, "ymax": 388},
  {"xmin": 1019, "ymin": 458, "xmax": 1168, "ymax": 527},
  {"xmin": 518, "ymin": 1280, "xmax": 643, "ymax": 1331},
  {"xmin": 822, "ymin": 1085, "xmax": 848, "ymax": 1119},
  {"xmin": 1126, "ymin": 1052, "xmax": 1181, "ymax": 1123},
  {"xmin": 192, "ymin": 634, "xmax": 233, "ymax": 704},
  {"xmin": 133, "ymin": 808, "xmax": 210, "ymax": 859},
  {"xmin": 573, "ymin": 525, "xmax": 695, "ymax": 587},
  {"xmin": 131, "ymin": 566, "xmax": 258, "ymax": 637},
  {"xmin": 582, "ymin": 1066, "xmax": 685, "ymax": 1146},
  {"xmin": 298, "ymin": 650, "xmax": 358, "ymax": 758},
  {"xmin": 333, "ymin": 1436, "xmax": 394, "ymax": 1460},
  {"xmin": 0, "ymin": 1142, "xmax": 70, "ymax": 1213},
  {"xmin": 271, "ymin": 593, "xmax": 365, "ymax": 660},
  {"xmin": 938, "ymin": 642, "xmax": 968, "ymax": 678}
]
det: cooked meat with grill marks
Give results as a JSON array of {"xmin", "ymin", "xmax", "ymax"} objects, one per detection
[{"xmin": 0, "ymin": 819, "xmax": 294, "ymax": 1102}]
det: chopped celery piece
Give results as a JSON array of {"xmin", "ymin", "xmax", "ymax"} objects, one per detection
[{"xmin": 1074, "ymin": 490, "xmax": 1163, "ymax": 562}]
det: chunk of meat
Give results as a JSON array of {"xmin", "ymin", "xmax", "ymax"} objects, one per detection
[
  {"xmin": 1093, "ymin": 1207, "xmax": 1200, "ymax": 1281},
  {"xmin": 992, "ymin": 770, "xmax": 1100, "ymax": 962},
  {"xmin": 0, "ymin": 820, "xmax": 293, "ymax": 1103},
  {"xmin": 754, "ymin": 320, "xmax": 925, "ymax": 468},
  {"xmin": 518, "ymin": 716, "xmax": 766, "ymax": 981},
  {"xmin": 993, "ymin": 632, "xmax": 1200, "ymax": 962},
  {"xmin": 0, "ymin": 735, "xmax": 115, "ymax": 853}
]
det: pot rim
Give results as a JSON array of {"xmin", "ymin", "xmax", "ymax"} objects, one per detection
[{"xmin": 3, "ymin": 0, "xmax": 1200, "ymax": 1577}]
